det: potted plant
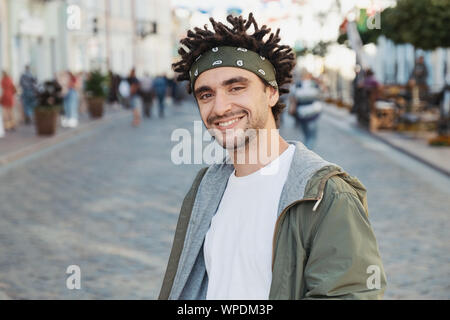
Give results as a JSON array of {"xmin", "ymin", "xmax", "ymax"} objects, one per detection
[
  {"xmin": 34, "ymin": 80, "xmax": 62, "ymax": 136},
  {"xmin": 85, "ymin": 69, "xmax": 106, "ymax": 118}
]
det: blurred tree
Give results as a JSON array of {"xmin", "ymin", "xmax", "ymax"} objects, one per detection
[
  {"xmin": 294, "ymin": 41, "xmax": 331, "ymax": 58},
  {"xmin": 311, "ymin": 41, "xmax": 331, "ymax": 57},
  {"xmin": 337, "ymin": 1, "xmax": 450, "ymax": 50},
  {"xmin": 382, "ymin": 0, "xmax": 450, "ymax": 50}
]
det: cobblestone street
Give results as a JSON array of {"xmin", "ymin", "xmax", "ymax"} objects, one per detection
[{"xmin": 0, "ymin": 101, "xmax": 449, "ymax": 299}]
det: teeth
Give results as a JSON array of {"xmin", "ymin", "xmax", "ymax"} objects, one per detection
[{"xmin": 218, "ymin": 118, "xmax": 240, "ymax": 127}]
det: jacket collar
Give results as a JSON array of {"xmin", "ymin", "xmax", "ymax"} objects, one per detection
[{"xmin": 276, "ymin": 140, "xmax": 342, "ymax": 215}]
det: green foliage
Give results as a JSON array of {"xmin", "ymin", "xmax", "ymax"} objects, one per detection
[
  {"xmin": 337, "ymin": 28, "xmax": 382, "ymax": 46},
  {"xmin": 85, "ymin": 69, "xmax": 106, "ymax": 98},
  {"xmin": 295, "ymin": 41, "xmax": 331, "ymax": 57},
  {"xmin": 382, "ymin": 0, "xmax": 450, "ymax": 50},
  {"xmin": 337, "ymin": 1, "xmax": 450, "ymax": 50}
]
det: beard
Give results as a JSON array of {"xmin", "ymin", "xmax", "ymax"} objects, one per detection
[{"xmin": 207, "ymin": 109, "xmax": 267, "ymax": 152}]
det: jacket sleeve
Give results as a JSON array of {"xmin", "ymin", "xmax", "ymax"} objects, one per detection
[{"xmin": 303, "ymin": 181, "xmax": 387, "ymax": 299}]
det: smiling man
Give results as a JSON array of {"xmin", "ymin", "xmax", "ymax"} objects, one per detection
[{"xmin": 159, "ymin": 13, "xmax": 386, "ymax": 300}]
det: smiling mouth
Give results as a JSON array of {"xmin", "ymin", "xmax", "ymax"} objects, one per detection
[{"xmin": 215, "ymin": 115, "xmax": 246, "ymax": 130}]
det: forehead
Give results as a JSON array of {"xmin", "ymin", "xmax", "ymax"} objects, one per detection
[{"xmin": 194, "ymin": 67, "xmax": 261, "ymax": 90}]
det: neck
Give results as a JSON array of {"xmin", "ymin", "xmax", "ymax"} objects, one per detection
[{"xmin": 231, "ymin": 129, "xmax": 289, "ymax": 177}]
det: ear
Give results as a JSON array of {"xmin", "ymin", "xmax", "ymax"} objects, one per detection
[{"xmin": 267, "ymin": 86, "xmax": 279, "ymax": 108}]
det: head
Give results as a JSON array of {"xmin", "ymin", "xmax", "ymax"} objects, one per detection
[
  {"xmin": 173, "ymin": 13, "xmax": 295, "ymax": 150},
  {"xmin": 417, "ymin": 56, "xmax": 424, "ymax": 64},
  {"xmin": 302, "ymin": 72, "xmax": 313, "ymax": 81}
]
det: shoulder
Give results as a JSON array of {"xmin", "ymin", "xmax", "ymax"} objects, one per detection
[
  {"xmin": 323, "ymin": 175, "xmax": 361, "ymax": 199},
  {"xmin": 318, "ymin": 174, "xmax": 370, "ymax": 223}
]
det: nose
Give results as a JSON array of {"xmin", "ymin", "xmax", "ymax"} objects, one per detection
[{"xmin": 212, "ymin": 89, "xmax": 232, "ymax": 118}]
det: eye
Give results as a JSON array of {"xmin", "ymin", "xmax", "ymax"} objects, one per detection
[
  {"xmin": 230, "ymin": 86, "xmax": 244, "ymax": 92},
  {"xmin": 199, "ymin": 93, "xmax": 212, "ymax": 100}
]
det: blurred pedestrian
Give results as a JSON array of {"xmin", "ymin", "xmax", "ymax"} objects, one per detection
[
  {"xmin": 288, "ymin": 73, "xmax": 322, "ymax": 150},
  {"xmin": 140, "ymin": 72, "xmax": 154, "ymax": 118},
  {"xmin": 107, "ymin": 70, "xmax": 121, "ymax": 110},
  {"xmin": 351, "ymin": 65, "xmax": 365, "ymax": 115},
  {"xmin": 118, "ymin": 75, "xmax": 130, "ymax": 109},
  {"xmin": 0, "ymin": 108, "xmax": 4, "ymax": 138},
  {"xmin": 61, "ymin": 71, "xmax": 79, "ymax": 128},
  {"xmin": 409, "ymin": 56, "xmax": 429, "ymax": 100},
  {"xmin": 19, "ymin": 65, "xmax": 38, "ymax": 124},
  {"xmin": 76, "ymin": 71, "xmax": 88, "ymax": 115},
  {"xmin": 410, "ymin": 56, "xmax": 428, "ymax": 85},
  {"xmin": 128, "ymin": 68, "xmax": 141, "ymax": 127},
  {"xmin": 1, "ymin": 70, "xmax": 17, "ymax": 131},
  {"xmin": 167, "ymin": 76, "xmax": 177, "ymax": 102},
  {"xmin": 152, "ymin": 74, "xmax": 168, "ymax": 118},
  {"xmin": 363, "ymin": 69, "xmax": 380, "ymax": 112},
  {"xmin": 363, "ymin": 69, "xmax": 380, "ymax": 91}
]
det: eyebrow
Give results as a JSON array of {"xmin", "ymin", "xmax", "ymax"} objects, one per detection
[
  {"xmin": 222, "ymin": 76, "xmax": 249, "ymax": 86},
  {"xmin": 194, "ymin": 76, "xmax": 249, "ymax": 98}
]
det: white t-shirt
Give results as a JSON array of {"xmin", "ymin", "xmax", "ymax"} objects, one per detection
[{"xmin": 204, "ymin": 144, "xmax": 296, "ymax": 300}]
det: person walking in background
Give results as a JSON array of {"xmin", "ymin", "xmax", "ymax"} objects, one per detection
[
  {"xmin": 152, "ymin": 74, "xmax": 168, "ymax": 118},
  {"xmin": 410, "ymin": 56, "xmax": 428, "ymax": 86},
  {"xmin": 128, "ymin": 68, "xmax": 141, "ymax": 127},
  {"xmin": 118, "ymin": 75, "xmax": 130, "ymax": 109},
  {"xmin": 140, "ymin": 72, "xmax": 154, "ymax": 118},
  {"xmin": 288, "ymin": 72, "xmax": 322, "ymax": 150},
  {"xmin": 1, "ymin": 71, "xmax": 17, "ymax": 132},
  {"xmin": 410, "ymin": 56, "xmax": 428, "ymax": 99},
  {"xmin": 351, "ymin": 64, "xmax": 365, "ymax": 115},
  {"xmin": 363, "ymin": 68, "xmax": 380, "ymax": 111},
  {"xmin": 76, "ymin": 71, "xmax": 88, "ymax": 115},
  {"xmin": 0, "ymin": 106, "xmax": 4, "ymax": 138},
  {"xmin": 107, "ymin": 70, "xmax": 121, "ymax": 110},
  {"xmin": 167, "ymin": 76, "xmax": 177, "ymax": 103},
  {"xmin": 19, "ymin": 65, "xmax": 38, "ymax": 124},
  {"xmin": 61, "ymin": 71, "xmax": 79, "ymax": 128}
]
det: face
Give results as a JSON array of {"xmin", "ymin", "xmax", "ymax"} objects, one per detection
[{"xmin": 194, "ymin": 67, "xmax": 279, "ymax": 150}]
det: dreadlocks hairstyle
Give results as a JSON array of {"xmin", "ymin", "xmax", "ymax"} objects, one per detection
[{"xmin": 172, "ymin": 13, "xmax": 296, "ymax": 126}]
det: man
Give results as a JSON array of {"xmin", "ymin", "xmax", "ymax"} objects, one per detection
[
  {"xmin": 159, "ymin": 13, "xmax": 386, "ymax": 300},
  {"xmin": 409, "ymin": 56, "xmax": 429, "ymax": 101},
  {"xmin": 128, "ymin": 68, "xmax": 141, "ymax": 127},
  {"xmin": 152, "ymin": 74, "xmax": 168, "ymax": 118},
  {"xmin": 410, "ymin": 56, "xmax": 428, "ymax": 86},
  {"xmin": 19, "ymin": 65, "xmax": 37, "ymax": 124},
  {"xmin": 351, "ymin": 64, "xmax": 365, "ymax": 115},
  {"xmin": 140, "ymin": 72, "xmax": 154, "ymax": 118},
  {"xmin": 289, "ymin": 72, "xmax": 322, "ymax": 150},
  {"xmin": 1, "ymin": 70, "xmax": 17, "ymax": 131}
]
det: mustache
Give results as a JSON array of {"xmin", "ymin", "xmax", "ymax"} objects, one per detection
[{"xmin": 207, "ymin": 111, "xmax": 247, "ymax": 126}]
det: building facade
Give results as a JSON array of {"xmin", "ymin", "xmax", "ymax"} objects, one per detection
[{"xmin": 1, "ymin": 0, "xmax": 173, "ymax": 83}]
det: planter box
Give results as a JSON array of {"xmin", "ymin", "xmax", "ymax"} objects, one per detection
[
  {"xmin": 87, "ymin": 97, "xmax": 104, "ymax": 118},
  {"xmin": 34, "ymin": 107, "xmax": 60, "ymax": 136}
]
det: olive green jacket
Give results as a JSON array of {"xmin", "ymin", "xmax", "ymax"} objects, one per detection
[{"xmin": 159, "ymin": 141, "xmax": 386, "ymax": 299}]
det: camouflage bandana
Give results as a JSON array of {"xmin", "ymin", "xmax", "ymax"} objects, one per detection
[{"xmin": 189, "ymin": 46, "xmax": 278, "ymax": 91}]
